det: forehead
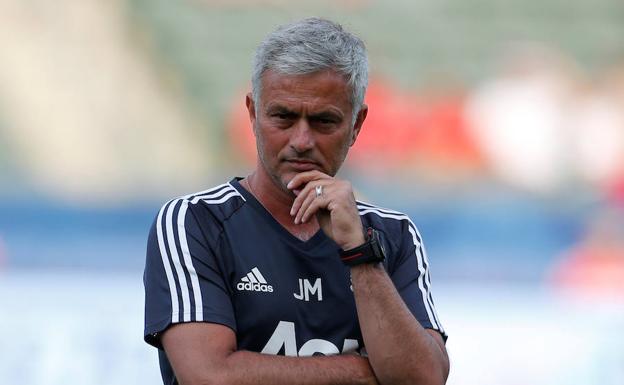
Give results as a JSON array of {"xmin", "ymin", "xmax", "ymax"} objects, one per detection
[{"xmin": 259, "ymin": 69, "xmax": 352, "ymax": 111}]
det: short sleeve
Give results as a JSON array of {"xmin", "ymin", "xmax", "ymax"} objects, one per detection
[
  {"xmin": 143, "ymin": 198, "xmax": 236, "ymax": 348},
  {"xmin": 389, "ymin": 220, "xmax": 447, "ymax": 341}
]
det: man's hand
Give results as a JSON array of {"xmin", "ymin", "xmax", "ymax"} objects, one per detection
[
  {"xmin": 288, "ymin": 171, "xmax": 449, "ymax": 385},
  {"xmin": 287, "ymin": 171, "xmax": 365, "ymax": 250}
]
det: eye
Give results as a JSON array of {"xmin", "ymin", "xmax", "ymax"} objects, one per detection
[
  {"xmin": 272, "ymin": 112, "xmax": 293, "ymax": 120},
  {"xmin": 313, "ymin": 115, "xmax": 339, "ymax": 127}
]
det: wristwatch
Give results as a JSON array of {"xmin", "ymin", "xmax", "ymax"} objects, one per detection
[{"xmin": 339, "ymin": 227, "xmax": 386, "ymax": 266}]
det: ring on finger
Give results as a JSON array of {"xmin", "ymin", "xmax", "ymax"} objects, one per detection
[{"xmin": 315, "ymin": 185, "xmax": 323, "ymax": 198}]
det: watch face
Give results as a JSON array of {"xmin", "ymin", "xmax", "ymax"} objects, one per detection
[{"xmin": 373, "ymin": 230, "xmax": 386, "ymax": 259}]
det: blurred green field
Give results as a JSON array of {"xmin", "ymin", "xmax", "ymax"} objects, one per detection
[{"xmin": 127, "ymin": 0, "xmax": 624, "ymax": 140}]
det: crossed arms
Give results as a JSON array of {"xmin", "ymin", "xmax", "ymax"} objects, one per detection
[
  {"xmin": 160, "ymin": 172, "xmax": 449, "ymax": 385},
  {"xmin": 162, "ymin": 262, "xmax": 448, "ymax": 385}
]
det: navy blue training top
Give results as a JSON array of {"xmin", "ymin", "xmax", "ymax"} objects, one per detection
[{"xmin": 144, "ymin": 178, "xmax": 446, "ymax": 384}]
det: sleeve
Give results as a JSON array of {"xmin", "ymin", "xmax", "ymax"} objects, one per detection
[
  {"xmin": 388, "ymin": 219, "xmax": 447, "ymax": 341},
  {"xmin": 143, "ymin": 198, "xmax": 236, "ymax": 348}
]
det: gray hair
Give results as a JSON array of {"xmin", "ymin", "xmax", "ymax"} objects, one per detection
[{"xmin": 251, "ymin": 17, "xmax": 369, "ymax": 123}]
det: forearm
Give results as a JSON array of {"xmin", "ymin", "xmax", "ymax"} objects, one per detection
[
  {"xmin": 220, "ymin": 351, "xmax": 376, "ymax": 385},
  {"xmin": 351, "ymin": 263, "xmax": 448, "ymax": 385},
  {"xmin": 172, "ymin": 349, "xmax": 377, "ymax": 385}
]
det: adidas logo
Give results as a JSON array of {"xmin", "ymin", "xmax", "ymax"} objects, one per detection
[{"xmin": 237, "ymin": 267, "xmax": 274, "ymax": 293}]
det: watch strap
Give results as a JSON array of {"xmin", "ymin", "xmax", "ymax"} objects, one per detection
[{"xmin": 339, "ymin": 227, "xmax": 386, "ymax": 266}]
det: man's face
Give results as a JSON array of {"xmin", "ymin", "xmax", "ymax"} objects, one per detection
[{"xmin": 247, "ymin": 69, "xmax": 367, "ymax": 192}]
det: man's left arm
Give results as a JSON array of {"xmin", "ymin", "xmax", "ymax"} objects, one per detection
[
  {"xmin": 350, "ymin": 262, "xmax": 449, "ymax": 385},
  {"xmin": 289, "ymin": 171, "xmax": 449, "ymax": 385}
]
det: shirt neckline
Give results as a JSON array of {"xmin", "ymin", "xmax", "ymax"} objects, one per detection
[{"xmin": 230, "ymin": 177, "xmax": 331, "ymax": 251}]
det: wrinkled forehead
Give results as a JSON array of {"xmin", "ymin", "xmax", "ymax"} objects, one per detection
[{"xmin": 259, "ymin": 69, "xmax": 352, "ymax": 104}]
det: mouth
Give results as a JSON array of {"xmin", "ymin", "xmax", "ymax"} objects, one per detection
[{"xmin": 283, "ymin": 158, "xmax": 320, "ymax": 172}]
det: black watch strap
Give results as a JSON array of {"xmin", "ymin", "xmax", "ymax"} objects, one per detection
[{"xmin": 339, "ymin": 227, "xmax": 386, "ymax": 266}]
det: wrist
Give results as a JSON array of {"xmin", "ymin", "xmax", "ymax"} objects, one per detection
[
  {"xmin": 340, "ymin": 232, "xmax": 366, "ymax": 251},
  {"xmin": 339, "ymin": 228, "xmax": 386, "ymax": 266}
]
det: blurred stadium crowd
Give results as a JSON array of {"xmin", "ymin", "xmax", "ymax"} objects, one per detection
[
  {"xmin": 1, "ymin": 0, "xmax": 622, "ymax": 284},
  {"xmin": 0, "ymin": 1, "xmax": 622, "ymax": 384}
]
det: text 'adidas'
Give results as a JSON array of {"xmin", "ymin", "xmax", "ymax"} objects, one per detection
[{"xmin": 237, "ymin": 267, "xmax": 274, "ymax": 293}]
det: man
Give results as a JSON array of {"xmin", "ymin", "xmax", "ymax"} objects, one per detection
[{"xmin": 144, "ymin": 17, "xmax": 449, "ymax": 385}]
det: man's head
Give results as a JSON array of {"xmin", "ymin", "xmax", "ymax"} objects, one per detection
[
  {"xmin": 247, "ymin": 18, "xmax": 369, "ymax": 193},
  {"xmin": 251, "ymin": 17, "xmax": 368, "ymax": 123}
]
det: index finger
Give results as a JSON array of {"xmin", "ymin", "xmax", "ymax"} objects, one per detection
[{"xmin": 286, "ymin": 170, "xmax": 331, "ymax": 190}]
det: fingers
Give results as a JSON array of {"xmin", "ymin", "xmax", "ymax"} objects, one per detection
[
  {"xmin": 290, "ymin": 179, "xmax": 326, "ymax": 222},
  {"xmin": 287, "ymin": 170, "xmax": 330, "ymax": 191},
  {"xmin": 293, "ymin": 182, "xmax": 330, "ymax": 224},
  {"xmin": 288, "ymin": 175, "xmax": 364, "ymax": 249},
  {"xmin": 288, "ymin": 171, "xmax": 331, "ymax": 219},
  {"xmin": 299, "ymin": 193, "xmax": 328, "ymax": 224}
]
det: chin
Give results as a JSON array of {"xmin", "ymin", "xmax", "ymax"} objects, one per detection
[
  {"xmin": 268, "ymin": 171, "xmax": 291, "ymax": 191},
  {"xmin": 279, "ymin": 173, "xmax": 295, "ymax": 189}
]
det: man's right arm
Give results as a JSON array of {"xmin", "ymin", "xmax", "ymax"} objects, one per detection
[{"xmin": 161, "ymin": 322, "xmax": 378, "ymax": 385}]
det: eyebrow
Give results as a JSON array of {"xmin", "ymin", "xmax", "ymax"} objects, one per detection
[
  {"xmin": 265, "ymin": 104, "xmax": 344, "ymax": 119},
  {"xmin": 309, "ymin": 111, "xmax": 343, "ymax": 121},
  {"xmin": 266, "ymin": 105, "xmax": 295, "ymax": 114}
]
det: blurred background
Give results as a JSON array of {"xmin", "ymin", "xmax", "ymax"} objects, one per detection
[{"xmin": 1, "ymin": 0, "xmax": 623, "ymax": 384}]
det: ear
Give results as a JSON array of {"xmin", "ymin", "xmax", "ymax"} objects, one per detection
[
  {"xmin": 349, "ymin": 104, "xmax": 368, "ymax": 146},
  {"xmin": 246, "ymin": 93, "xmax": 257, "ymax": 134}
]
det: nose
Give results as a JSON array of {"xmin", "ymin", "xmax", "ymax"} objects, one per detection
[{"xmin": 289, "ymin": 119, "xmax": 315, "ymax": 154}]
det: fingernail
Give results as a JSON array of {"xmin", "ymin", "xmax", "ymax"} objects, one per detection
[{"xmin": 287, "ymin": 180, "xmax": 293, "ymax": 188}]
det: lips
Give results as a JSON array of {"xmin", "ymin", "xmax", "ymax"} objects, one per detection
[{"xmin": 284, "ymin": 158, "xmax": 319, "ymax": 171}]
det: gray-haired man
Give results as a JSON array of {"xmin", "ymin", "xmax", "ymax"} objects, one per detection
[{"xmin": 144, "ymin": 17, "xmax": 449, "ymax": 385}]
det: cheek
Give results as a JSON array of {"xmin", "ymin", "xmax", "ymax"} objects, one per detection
[
  {"xmin": 257, "ymin": 127, "xmax": 288, "ymax": 157},
  {"xmin": 321, "ymin": 134, "xmax": 352, "ymax": 164}
]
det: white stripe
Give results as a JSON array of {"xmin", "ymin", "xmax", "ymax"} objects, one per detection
[
  {"xmin": 155, "ymin": 182, "xmax": 244, "ymax": 325},
  {"xmin": 357, "ymin": 207, "xmax": 440, "ymax": 330},
  {"xmin": 247, "ymin": 272, "xmax": 258, "ymax": 283},
  {"xmin": 154, "ymin": 183, "xmax": 246, "ymax": 325},
  {"xmin": 357, "ymin": 202, "xmax": 404, "ymax": 216},
  {"xmin": 408, "ymin": 223, "xmax": 444, "ymax": 333},
  {"xmin": 361, "ymin": 206, "xmax": 443, "ymax": 331},
  {"xmin": 228, "ymin": 181, "xmax": 248, "ymax": 201},
  {"xmin": 417, "ymin": 232, "xmax": 444, "ymax": 333},
  {"xmin": 155, "ymin": 201, "xmax": 180, "ymax": 323},
  {"xmin": 241, "ymin": 276, "xmax": 249, "ymax": 282},
  {"xmin": 407, "ymin": 225, "xmax": 441, "ymax": 331},
  {"xmin": 199, "ymin": 190, "xmax": 244, "ymax": 205},
  {"xmin": 252, "ymin": 267, "xmax": 267, "ymax": 284},
  {"xmin": 189, "ymin": 186, "xmax": 236, "ymax": 204},
  {"xmin": 357, "ymin": 209, "xmax": 421, "ymax": 248},
  {"xmin": 177, "ymin": 200, "xmax": 204, "ymax": 322},
  {"xmin": 165, "ymin": 200, "xmax": 192, "ymax": 322},
  {"xmin": 183, "ymin": 183, "xmax": 231, "ymax": 199}
]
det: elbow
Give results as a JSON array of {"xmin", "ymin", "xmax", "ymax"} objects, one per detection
[
  {"xmin": 420, "ymin": 361, "xmax": 449, "ymax": 385},
  {"xmin": 422, "ymin": 370, "xmax": 448, "ymax": 385},
  {"xmin": 417, "ymin": 356, "xmax": 449, "ymax": 385},
  {"xmin": 391, "ymin": 373, "xmax": 447, "ymax": 385}
]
